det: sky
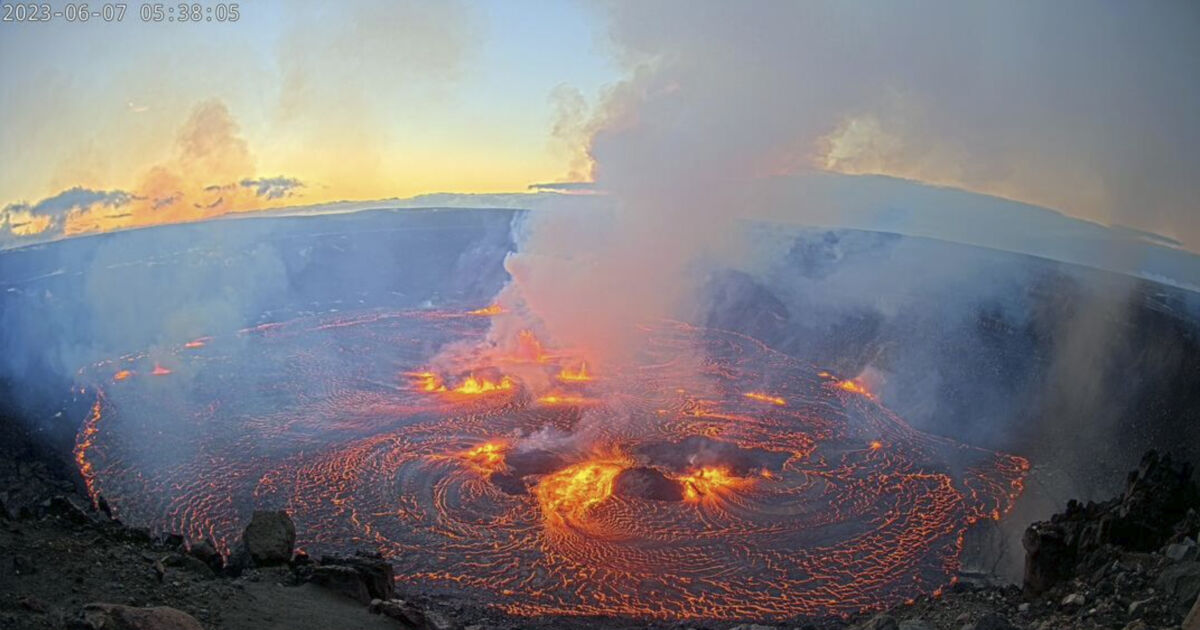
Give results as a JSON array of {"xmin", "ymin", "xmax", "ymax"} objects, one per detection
[
  {"xmin": 0, "ymin": 0, "xmax": 618, "ymax": 239},
  {"xmin": 1, "ymin": 1, "xmax": 1198, "ymax": 251}
]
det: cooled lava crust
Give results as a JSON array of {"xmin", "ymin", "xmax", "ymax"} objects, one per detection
[{"xmin": 75, "ymin": 307, "xmax": 1027, "ymax": 620}]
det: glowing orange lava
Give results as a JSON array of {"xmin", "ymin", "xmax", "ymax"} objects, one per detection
[
  {"xmin": 467, "ymin": 304, "xmax": 504, "ymax": 316},
  {"xmin": 536, "ymin": 393, "xmax": 593, "ymax": 406},
  {"xmin": 534, "ymin": 458, "xmax": 628, "ymax": 524},
  {"xmin": 183, "ymin": 337, "xmax": 208, "ymax": 349},
  {"xmin": 79, "ymin": 309, "xmax": 1031, "ymax": 620},
  {"xmin": 462, "ymin": 441, "xmax": 508, "ymax": 472},
  {"xmin": 836, "ymin": 379, "xmax": 874, "ymax": 398},
  {"xmin": 451, "ymin": 374, "xmax": 513, "ymax": 395},
  {"xmin": 408, "ymin": 371, "xmax": 445, "ymax": 392},
  {"xmin": 743, "ymin": 391, "xmax": 786, "ymax": 406},
  {"xmin": 113, "ymin": 370, "xmax": 132, "ymax": 381},
  {"xmin": 675, "ymin": 466, "xmax": 751, "ymax": 502},
  {"xmin": 151, "ymin": 364, "xmax": 172, "ymax": 376},
  {"xmin": 556, "ymin": 362, "xmax": 592, "ymax": 382}
]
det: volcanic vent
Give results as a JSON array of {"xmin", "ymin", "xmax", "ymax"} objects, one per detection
[{"xmin": 75, "ymin": 306, "xmax": 1027, "ymax": 620}]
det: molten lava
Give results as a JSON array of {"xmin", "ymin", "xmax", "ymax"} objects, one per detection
[
  {"xmin": 534, "ymin": 458, "xmax": 628, "ymax": 524},
  {"xmin": 408, "ymin": 371, "xmax": 513, "ymax": 395},
  {"xmin": 151, "ymin": 364, "xmax": 172, "ymax": 376},
  {"xmin": 75, "ymin": 307, "xmax": 1029, "ymax": 621},
  {"xmin": 835, "ymin": 379, "xmax": 875, "ymax": 398},
  {"xmin": 536, "ymin": 393, "xmax": 593, "ymax": 406},
  {"xmin": 556, "ymin": 362, "xmax": 592, "ymax": 382},
  {"xmin": 675, "ymin": 466, "xmax": 750, "ymax": 502},
  {"xmin": 467, "ymin": 303, "xmax": 504, "ymax": 316},
  {"xmin": 450, "ymin": 374, "xmax": 513, "ymax": 395},
  {"xmin": 743, "ymin": 391, "xmax": 786, "ymax": 406},
  {"xmin": 462, "ymin": 441, "xmax": 507, "ymax": 472}
]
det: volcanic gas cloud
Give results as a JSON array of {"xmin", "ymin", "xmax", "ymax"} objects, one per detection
[{"xmin": 75, "ymin": 304, "xmax": 1027, "ymax": 620}]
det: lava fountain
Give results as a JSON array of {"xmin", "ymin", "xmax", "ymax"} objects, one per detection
[{"xmin": 74, "ymin": 306, "xmax": 1027, "ymax": 620}]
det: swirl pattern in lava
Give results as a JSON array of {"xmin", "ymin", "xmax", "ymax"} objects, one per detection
[{"xmin": 75, "ymin": 308, "xmax": 1027, "ymax": 620}]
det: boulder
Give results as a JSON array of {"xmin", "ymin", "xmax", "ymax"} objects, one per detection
[
  {"xmin": 78, "ymin": 603, "xmax": 203, "ymax": 630},
  {"xmin": 898, "ymin": 620, "xmax": 934, "ymax": 630},
  {"xmin": 185, "ymin": 538, "xmax": 222, "ymax": 573},
  {"xmin": 1157, "ymin": 561, "xmax": 1200, "ymax": 615},
  {"xmin": 307, "ymin": 552, "xmax": 394, "ymax": 603},
  {"xmin": 1183, "ymin": 589, "xmax": 1200, "ymax": 630},
  {"xmin": 1022, "ymin": 521, "xmax": 1073, "ymax": 595},
  {"xmin": 240, "ymin": 510, "xmax": 295, "ymax": 566},
  {"xmin": 1060, "ymin": 592, "xmax": 1086, "ymax": 608},
  {"xmin": 160, "ymin": 553, "xmax": 214, "ymax": 578},
  {"xmin": 309, "ymin": 565, "xmax": 371, "ymax": 603},
  {"xmin": 374, "ymin": 599, "xmax": 426, "ymax": 627},
  {"xmin": 1167, "ymin": 538, "xmax": 1198, "ymax": 563}
]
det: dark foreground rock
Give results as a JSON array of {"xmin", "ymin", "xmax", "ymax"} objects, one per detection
[
  {"xmin": 303, "ymin": 552, "xmax": 395, "ymax": 604},
  {"xmin": 1023, "ymin": 450, "xmax": 1200, "ymax": 595},
  {"xmin": 76, "ymin": 603, "xmax": 204, "ymax": 630},
  {"xmin": 240, "ymin": 510, "xmax": 296, "ymax": 566}
]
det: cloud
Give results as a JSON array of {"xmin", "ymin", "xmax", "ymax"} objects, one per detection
[
  {"xmin": 1, "ymin": 101, "xmax": 306, "ymax": 246},
  {"xmin": 240, "ymin": 177, "xmax": 305, "ymax": 200},
  {"xmin": 526, "ymin": 182, "xmax": 598, "ymax": 193},
  {"xmin": 584, "ymin": 1, "xmax": 1200, "ymax": 248}
]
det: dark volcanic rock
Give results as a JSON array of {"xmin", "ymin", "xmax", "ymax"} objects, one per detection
[
  {"xmin": 185, "ymin": 538, "xmax": 222, "ymax": 573},
  {"xmin": 307, "ymin": 552, "xmax": 395, "ymax": 603},
  {"xmin": 372, "ymin": 598, "xmax": 427, "ymax": 627},
  {"xmin": 1023, "ymin": 450, "xmax": 1200, "ymax": 594},
  {"xmin": 506, "ymin": 449, "xmax": 566, "ymax": 476},
  {"xmin": 309, "ymin": 564, "xmax": 372, "ymax": 603},
  {"xmin": 77, "ymin": 603, "xmax": 204, "ymax": 630},
  {"xmin": 488, "ymin": 471, "xmax": 527, "ymax": 495},
  {"xmin": 853, "ymin": 614, "xmax": 898, "ymax": 630},
  {"xmin": 613, "ymin": 466, "xmax": 684, "ymax": 501},
  {"xmin": 1023, "ymin": 521, "xmax": 1073, "ymax": 595},
  {"xmin": 966, "ymin": 612, "xmax": 1014, "ymax": 630},
  {"xmin": 1184, "ymin": 591, "xmax": 1200, "ymax": 630},
  {"xmin": 1158, "ymin": 561, "xmax": 1200, "ymax": 615},
  {"xmin": 240, "ymin": 510, "xmax": 295, "ymax": 566}
]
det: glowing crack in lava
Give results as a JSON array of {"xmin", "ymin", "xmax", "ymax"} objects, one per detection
[{"xmin": 74, "ymin": 307, "xmax": 1028, "ymax": 620}]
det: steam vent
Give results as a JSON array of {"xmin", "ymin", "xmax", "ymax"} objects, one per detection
[{"xmin": 4, "ymin": 3, "xmax": 1200, "ymax": 630}]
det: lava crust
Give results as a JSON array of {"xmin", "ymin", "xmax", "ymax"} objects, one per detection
[{"xmin": 74, "ymin": 308, "xmax": 1028, "ymax": 620}]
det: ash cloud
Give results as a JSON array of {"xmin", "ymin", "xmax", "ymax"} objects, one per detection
[
  {"xmin": 1, "ymin": 102, "xmax": 308, "ymax": 247},
  {"xmin": 490, "ymin": 0, "xmax": 1200, "ymax": 570}
]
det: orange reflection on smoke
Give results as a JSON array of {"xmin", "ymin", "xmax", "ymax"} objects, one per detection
[
  {"xmin": 534, "ymin": 458, "xmax": 627, "ymax": 524},
  {"xmin": 151, "ymin": 364, "xmax": 172, "ymax": 376},
  {"xmin": 514, "ymin": 330, "xmax": 547, "ymax": 363},
  {"xmin": 743, "ymin": 391, "xmax": 786, "ymax": 406},
  {"xmin": 408, "ymin": 371, "xmax": 445, "ymax": 392},
  {"xmin": 556, "ymin": 362, "xmax": 592, "ymax": 382}
]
